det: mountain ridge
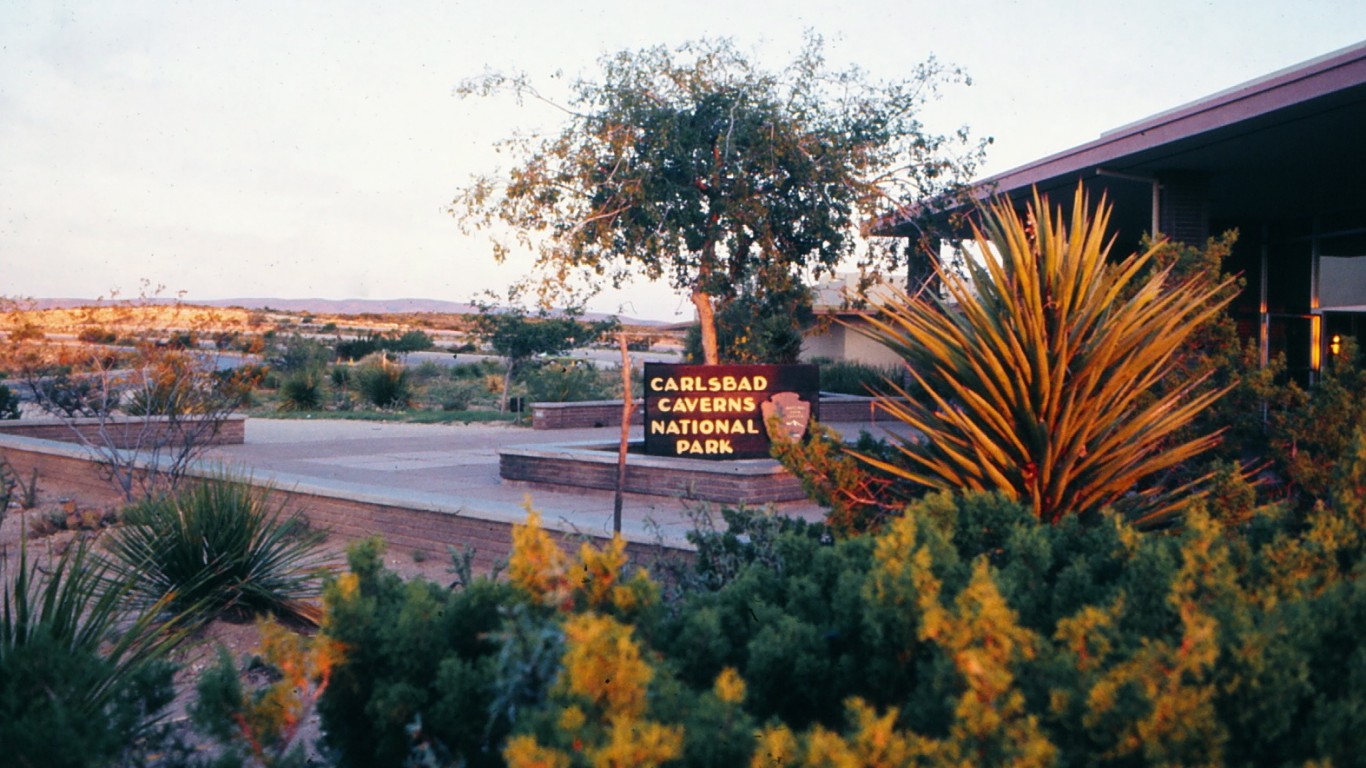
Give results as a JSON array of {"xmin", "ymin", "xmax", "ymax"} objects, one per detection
[{"xmin": 21, "ymin": 297, "xmax": 665, "ymax": 325}]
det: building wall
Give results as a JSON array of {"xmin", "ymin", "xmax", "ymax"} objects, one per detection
[{"xmin": 801, "ymin": 316, "xmax": 904, "ymax": 368}]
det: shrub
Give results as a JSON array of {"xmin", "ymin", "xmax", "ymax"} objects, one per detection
[
  {"xmin": 815, "ymin": 359, "xmax": 907, "ymax": 397},
  {"xmin": 76, "ymin": 326, "xmax": 118, "ymax": 344},
  {"xmin": 521, "ymin": 359, "xmax": 617, "ymax": 403},
  {"xmin": 860, "ymin": 187, "xmax": 1236, "ymax": 524},
  {"xmin": 0, "ymin": 381, "xmax": 20, "ymax": 419},
  {"xmin": 318, "ymin": 539, "xmax": 518, "ymax": 767},
  {"xmin": 385, "ymin": 329, "xmax": 435, "ymax": 354},
  {"xmin": 0, "ymin": 538, "xmax": 183, "ymax": 768},
  {"xmin": 355, "ymin": 362, "xmax": 412, "ymax": 409},
  {"xmin": 268, "ymin": 333, "xmax": 334, "ymax": 374},
  {"xmin": 334, "ymin": 333, "xmax": 385, "ymax": 361},
  {"xmin": 422, "ymin": 378, "xmax": 489, "ymax": 412},
  {"xmin": 102, "ymin": 473, "xmax": 334, "ymax": 624},
  {"xmin": 411, "ymin": 359, "xmax": 446, "ymax": 382},
  {"xmin": 278, "ymin": 369, "xmax": 324, "ymax": 411}
]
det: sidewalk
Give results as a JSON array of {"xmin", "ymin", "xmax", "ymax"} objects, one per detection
[{"xmin": 204, "ymin": 416, "xmax": 909, "ymax": 547}]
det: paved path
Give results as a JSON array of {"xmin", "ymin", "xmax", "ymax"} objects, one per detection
[{"xmin": 205, "ymin": 416, "xmax": 912, "ymax": 546}]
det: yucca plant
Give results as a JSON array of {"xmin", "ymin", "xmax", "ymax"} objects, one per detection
[
  {"xmin": 1, "ymin": 537, "xmax": 183, "ymax": 767},
  {"xmin": 103, "ymin": 472, "xmax": 335, "ymax": 624},
  {"xmin": 858, "ymin": 188, "xmax": 1237, "ymax": 524}
]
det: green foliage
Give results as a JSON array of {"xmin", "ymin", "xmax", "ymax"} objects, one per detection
[
  {"xmin": 1252, "ymin": 339, "xmax": 1366, "ymax": 504},
  {"xmin": 860, "ymin": 188, "xmax": 1236, "ymax": 524},
  {"xmin": 334, "ymin": 332, "xmax": 385, "ymax": 362},
  {"xmin": 683, "ymin": 286, "xmax": 811, "ymax": 364},
  {"xmin": 421, "ymin": 377, "xmax": 490, "ymax": 411},
  {"xmin": 103, "ymin": 473, "xmax": 333, "ymax": 625},
  {"xmin": 520, "ymin": 359, "xmax": 618, "ymax": 403},
  {"xmin": 386, "ymin": 329, "xmax": 435, "ymax": 354},
  {"xmin": 469, "ymin": 306, "xmax": 615, "ymax": 411},
  {"xmin": 191, "ymin": 619, "xmax": 343, "ymax": 767},
  {"xmin": 355, "ymin": 362, "xmax": 412, "ymax": 409},
  {"xmin": 471, "ymin": 308, "xmax": 614, "ymax": 364},
  {"xmin": 815, "ymin": 359, "xmax": 907, "ymax": 396},
  {"xmin": 30, "ymin": 366, "xmax": 111, "ymax": 417},
  {"xmin": 0, "ymin": 380, "xmax": 20, "ymax": 419},
  {"xmin": 453, "ymin": 33, "xmax": 984, "ymax": 363},
  {"xmin": 294, "ymin": 435, "xmax": 1366, "ymax": 766},
  {"xmin": 0, "ymin": 538, "xmax": 183, "ymax": 768},
  {"xmin": 768, "ymin": 422, "xmax": 911, "ymax": 535},
  {"xmin": 277, "ymin": 370, "xmax": 324, "ymax": 412},
  {"xmin": 268, "ymin": 334, "xmax": 334, "ymax": 374},
  {"xmin": 317, "ymin": 538, "xmax": 518, "ymax": 767}
]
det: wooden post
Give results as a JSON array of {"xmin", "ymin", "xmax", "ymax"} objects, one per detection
[{"xmin": 613, "ymin": 330, "xmax": 634, "ymax": 533}]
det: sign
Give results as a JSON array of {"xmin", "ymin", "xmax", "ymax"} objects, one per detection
[{"xmin": 643, "ymin": 363, "xmax": 819, "ymax": 459}]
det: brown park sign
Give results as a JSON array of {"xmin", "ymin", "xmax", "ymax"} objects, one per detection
[{"xmin": 643, "ymin": 363, "xmax": 820, "ymax": 459}]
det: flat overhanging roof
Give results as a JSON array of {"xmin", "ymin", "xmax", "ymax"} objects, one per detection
[{"xmin": 879, "ymin": 40, "xmax": 1366, "ymax": 236}]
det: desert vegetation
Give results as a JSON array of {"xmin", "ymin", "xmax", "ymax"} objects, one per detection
[{"xmin": 4, "ymin": 189, "xmax": 1364, "ymax": 766}]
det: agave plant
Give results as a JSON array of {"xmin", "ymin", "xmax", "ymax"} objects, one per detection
[
  {"xmin": 103, "ymin": 471, "xmax": 335, "ymax": 624},
  {"xmin": 1, "ymin": 537, "xmax": 183, "ymax": 766},
  {"xmin": 859, "ymin": 188, "xmax": 1237, "ymax": 524}
]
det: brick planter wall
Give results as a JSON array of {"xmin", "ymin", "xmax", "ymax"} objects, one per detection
[
  {"xmin": 499, "ymin": 441, "xmax": 808, "ymax": 504},
  {"xmin": 531, "ymin": 400, "xmax": 644, "ymax": 429},
  {"xmin": 0, "ymin": 432, "xmax": 692, "ymax": 568},
  {"xmin": 0, "ymin": 414, "xmax": 246, "ymax": 448}
]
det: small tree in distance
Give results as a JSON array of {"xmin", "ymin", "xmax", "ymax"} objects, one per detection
[
  {"xmin": 470, "ymin": 305, "xmax": 617, "ymax": 412},
  {"xmin": 451, "ymin": 33, "xmax": 986, "ymax": 364}
]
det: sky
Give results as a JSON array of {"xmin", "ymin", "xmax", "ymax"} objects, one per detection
[{"xmin": 2, "ymin": 1, "xmax": 1365, "ymax": 322}]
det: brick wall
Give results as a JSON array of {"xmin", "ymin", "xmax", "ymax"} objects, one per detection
[
  {"xmin": 499, "ymin": 444, "xmax": 808, "ymax": 504},
  {"xmin": 531, "ymin": 400, "xmax": 644, "ymax": 429},
  {"xmin": 0, "ymin": 434, "xmax": 690, "ymax": 569},
  {"xmin": 0, "ymin": 415, "xmax": 246, "ymax": 448}
]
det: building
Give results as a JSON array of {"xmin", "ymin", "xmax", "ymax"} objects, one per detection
[
  {"xmin": 878, "ymin": 41, "xmax": 1366, "ymax": 381},
  {"xmin": 799, "ymin": 273, "xmax": 909, "ymax": 368}
]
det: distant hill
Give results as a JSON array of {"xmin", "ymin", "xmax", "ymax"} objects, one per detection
[{"xmin": 23, "ymin": 297, "xmax": 662, "ymax": 325}]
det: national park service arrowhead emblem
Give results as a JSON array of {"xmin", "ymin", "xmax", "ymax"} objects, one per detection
[{"xmin": 761, "ymin": 391, "xmax": 812, "ymax": 442}]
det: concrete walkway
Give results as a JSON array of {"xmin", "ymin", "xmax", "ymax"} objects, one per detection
[{"xmin": 204, "ymin": 416, "xmax": 911, "ymax": 547}]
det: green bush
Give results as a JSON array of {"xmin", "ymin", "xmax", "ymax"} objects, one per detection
[
  {"xmin": 269, "ymin": 333, "xmax": 334, "ymax": 374},
  {"xmin": 103, "ymin": 473, "xmax": 334, "ymax": 624},
  {"xmin": 411, "ymin": 359, "xmax": 446, "ymax": 382},
  {"xmin": 385, "ymin": 329, "xmax": 435, "ymax": 354},
  {"xmin": 335, "ymin": 333, "xmax": 385, "ymax": 362},
  {"xmin": 355, "ymin": 363, "xmax": 412, "ymax": 409},
  {"xmin": 815, "ymin": 359, "xmax": 907, "ymax": 396},
  {"xmin": 318, "ymin": 539, "xmax": 518, "ymax": 767},
  {"xmin": 521, "ymin": 359, "xmax": 617, "ymax": 403},
  {"xmin": 278, "ymin": 369, "xmax": 324, "ymax": 411},
  {"xmin": 0, "ymin": 381, "xmax": 20, "ymax": 419},
  {"xmin": 422, "ymin": 378, "xmax": 490, "ymax": 412},
  {"xmin": 0, "ymin": 538, "xmax": 183, "ymax": 768}
]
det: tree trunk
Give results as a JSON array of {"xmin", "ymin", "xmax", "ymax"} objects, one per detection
[
  {"xmin": 501, "ymin": 364, "xmax": 514, "ymax": 414},
  {"xmin": 692, "ymin": 289, "xmax": 719, "ymax": 365}
]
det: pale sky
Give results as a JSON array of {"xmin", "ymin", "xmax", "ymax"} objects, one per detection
[{"xmin": 3, "ymin": 1, "xmax": 1364, "ymax": 321}]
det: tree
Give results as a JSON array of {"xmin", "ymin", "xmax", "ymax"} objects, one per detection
[
  {"xmin": 858, "ymin": 188, "xmax": 1238, "ymax": 525},
  {"xmin": 470, "ymin": 306, "xmax": 616, "ymax": 412},
  {"xmin": 683, "ymin": 276, "xmax": 813, "ymax": 364},
  {"xmin": 452, "ymin": 34, "xmax": 985, "ymax": 364}
]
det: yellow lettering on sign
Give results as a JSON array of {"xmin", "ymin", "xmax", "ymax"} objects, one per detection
[{"xmin": 676, "ymin": 438, "xmax": 734, "ymax": 455}]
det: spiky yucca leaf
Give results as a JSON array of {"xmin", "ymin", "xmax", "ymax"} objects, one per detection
[
  {"xmin": 858, "ymin": 188, "xmax": 1236, "ymax": 524},
  {"xmin": 104, "ymin": 471, "xmax": 335, "ymax": 624},
  {"xmin": 1, "ymin": 537, "xmax": 185, "ymax": 765}
]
